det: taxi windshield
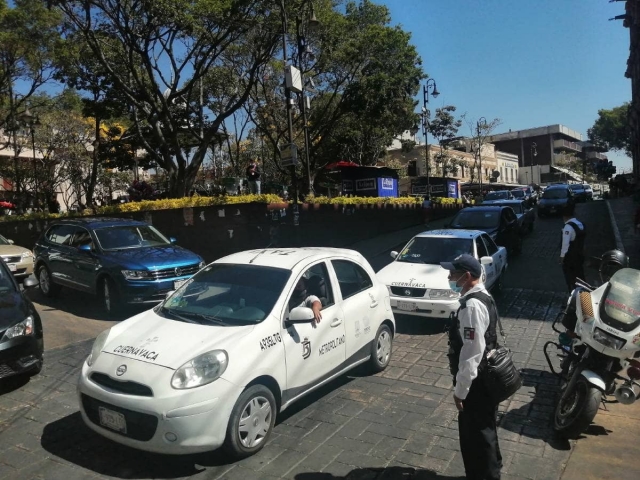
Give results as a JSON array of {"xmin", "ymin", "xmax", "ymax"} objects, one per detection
[
  {"xmin": 158, "ymin": 264, "xmax": 291, "ymax": 325},
  {"xmin": 451, "ymin": 210, "xmax": 499, "ymax": 229},
  {"xmin": 397, "ymin": 237, "xmax": 473, "ymax": 264},
  {"xmin": 602, "ymin": 268, "xmax": 640, "ymax": 325}
]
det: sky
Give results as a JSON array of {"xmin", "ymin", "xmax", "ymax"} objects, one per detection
[{"xmin": 377, "ymin": 0, "xmax": 633, "ymax": 171}]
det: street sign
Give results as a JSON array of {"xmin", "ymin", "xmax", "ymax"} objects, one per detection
[{"xmin": 280, "ymin": 143, "xmax": 299, "ymax": 167}]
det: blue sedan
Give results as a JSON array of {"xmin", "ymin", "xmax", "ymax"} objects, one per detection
[{"xmin": 33, "ymin": 218, "xmax": 204, "ymax": 315}]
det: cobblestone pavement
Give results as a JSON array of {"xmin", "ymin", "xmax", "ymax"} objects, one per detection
[{"xmin": 0, "ymin": 202, "xmax": 614, "ymax": 480}]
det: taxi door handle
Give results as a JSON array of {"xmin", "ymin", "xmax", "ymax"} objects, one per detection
[
  {"xmin": 330, "ymin": 318, "xmax": 342, "ymax": 328},
  {"xmin": 370, "ymin": 301, "xmax": 379, "ymax": 308}
]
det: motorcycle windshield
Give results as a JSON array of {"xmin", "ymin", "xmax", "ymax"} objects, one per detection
[{"xmin": 601, "ymin": 268, "xmax": 640, "ymax": 329}]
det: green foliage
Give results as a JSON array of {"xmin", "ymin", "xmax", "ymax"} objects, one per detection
[{"xmin": 588, "ymin": 103, "xmax": 631, "ymax": 157}]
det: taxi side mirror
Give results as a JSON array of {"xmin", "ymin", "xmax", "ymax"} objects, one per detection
[
  {"xmin": 286, "ymin": 306, "xmax": 315, "ymax": 326},
  {"xmin": 8, "ymin": 239, "xmax": 14, "ymax": 245},
  {"xmin": 480, "ymin": 256, "xmax": 493, "ymax": 266},
  {"xmin": 390, "ymin": 251, "xmax": 398, "ymax": 259}
]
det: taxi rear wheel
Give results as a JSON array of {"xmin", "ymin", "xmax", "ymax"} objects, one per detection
[
  {"xmin": 224, "ymin": 384, "xmax": 276, "ymax": 459},
  {"xmin": 370, "ymin": 324, "xmax": 393, "ymax": 373}
]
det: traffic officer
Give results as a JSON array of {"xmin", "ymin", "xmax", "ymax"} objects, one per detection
[
  {"xmin": 441, "ymin": 254, "xmax": 502, "ymax": 480},
  {"xmin": 560, "ymin": 203, "xmax": 586, "ymax": 291}
]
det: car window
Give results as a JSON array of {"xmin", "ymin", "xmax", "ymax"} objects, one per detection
[
  {"xmin": 451, "ymin": 210, "xmax": 499, "ymax": 229},
  {"xmin": 159, "ymin": 264, "xmax": 291, "ymax": 324},
  {"xmin": 475, "ymin": 237, "xmax": 489, "ymax": 258},
  {"xmin": 543, "ymin": 188, "xmax": 568, "ymax": 199},
  {"xmin": 503, "ymin": 208, "xmax": 517, "ymax": 223},
  {"xmin": 0, "ymin": 235, "xmax": 11, "ymax": 246},
  {"xmin": 70, "ymin": 228, "xmax": 93, "ymax": 248},
  {"xmin": 94, "ymin": 225, "xmax": 170, "ymax": 250},
  {"xmin": 331, "ymin": 260, "xmax": 373, "ymax": 300},
  {"xmin": 485, "ymin": 191, "xmax": 508, "ymax": 200},
  {"xmin": 511, "ymin": 190, "xmax": 524, "ymax": 199},
  {"xmin": 397, "ymin": 237, "xmax": 473, "ymax": 264},
  {"xmin": 290, "ymin": 262, "xmax": 335, "ymax": 309},
  {"xmin": 45, "ymin": 225, "xmax": 80, "ymax": 246},
  {"xmin": 482, "ymin": 234, "xmax": 499, "ymax": 255}
]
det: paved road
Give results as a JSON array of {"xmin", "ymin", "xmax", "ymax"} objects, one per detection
[{"xmin": 0, "ymin": 202, "xmax": 618, "ymax": 479}]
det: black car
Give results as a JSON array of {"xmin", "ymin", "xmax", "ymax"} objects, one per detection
[
  {"xmin": 448, "ymin": 206, "xmax": 522, "ymax": 256},
  {"xmin": 538, "ymin": 185, "xmax": 574, "ymax": 217},
  {"xmin": 0, "ymin": 262, "xmax": 43, "ymax": 381},
  {"xmin": 488, "ymin": 200, "xmax": 535, "ymax": 235},
  {"xmin": 568, "ymin": 183, "xmax": 588, "ymax": 203},
  {"xmin": 482, "ymin": 190, "xmax": 514, "ymax": 204}
]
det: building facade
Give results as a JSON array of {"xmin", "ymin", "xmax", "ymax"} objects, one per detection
[{"xmin": 496, "ymin": 151, "xmax": 519, "ymax": 184}]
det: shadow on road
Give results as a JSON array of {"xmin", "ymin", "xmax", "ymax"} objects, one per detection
[
  {"xmin": 394, "ymin": 315, "xmax": 449, "ymax": 336},
  {"xmin": 295, "ymin": 467, "xmax": 465, "ymax": 479}
]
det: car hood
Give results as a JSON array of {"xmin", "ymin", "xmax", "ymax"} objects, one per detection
[
  {"xmin": 539, "ymin": 197, "xmax": 567, "ymax": 206},
  {"xmin": 101, "ymin": 245, "xmax": 201, "ymax": 270},
  {"xmin": 481, "ymin": 199, "xmax": 508, "ymax": 205},
  {"xmin": 376, "ymin": 261, "xmax": 451, "ymax": 290},
  {"xmin": 0, "ymin": 245, "xmax": 31, "ymax": 257},
  {"xmin": 102, "ymin": 309, "xmax": 254, "ymax": 369},
  {"xmin": 0, "ymin": 291, "xmax": 30, "ymax": 331}
]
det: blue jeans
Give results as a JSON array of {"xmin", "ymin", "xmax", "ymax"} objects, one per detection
[{"xmin": 249, "ymin": 180, "xmax": 261, "ymax": 194}]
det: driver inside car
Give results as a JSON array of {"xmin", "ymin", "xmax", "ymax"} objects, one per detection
[{"xmin": 288, "ymin": 276, "xmax": 322, "ymax": 323}]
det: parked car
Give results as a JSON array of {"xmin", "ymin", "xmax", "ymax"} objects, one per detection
[
  {"xmin": 482, "ymin": 190, "xmax": 514, "ymax": 204},
  {"xmin": 78, "ymin": 248, "xmax": 394, "ymax": 457},
  {"xmin": 447, "ymin": 206, "xmax": 522, "ymax": 257},
  {"xmin": 33, "ymin": 218, "xmax": 205, "ymax": 315},
  {"xmin": 0, "ymin": 262, "xmax": 43, "ymax": 381},
  {"xmin": 486, "ymin": 200, "xmax": 535, "ymax": 235},
  {"xmin": 583, "ymin": 184, "xmax": 593, "ymax": 201},
  {"xmin": 538, "ymin": 184, "xmax": 574, "ymax": 217},
  {"xmin": 376, "ymin": 230, "xmax": 508, "ymax": 319},
  {"xmin": 0, "ymin": 234, "xmax": 34, "ymax": 281},
  {"xmin": 568, "ymin": 183, "xmax": 588, "ymax": 203}
]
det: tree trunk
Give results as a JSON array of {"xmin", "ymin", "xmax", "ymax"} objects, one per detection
[{"xmin": 87, "ymin": 112, "xmax": 100, "ymax": 209}]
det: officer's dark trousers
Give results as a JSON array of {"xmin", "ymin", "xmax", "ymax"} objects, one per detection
[
  {"xmin": 562, "ymin": 256, "xmax": 585, "ymax": 291},
  {"xmin": 458, "ymin": 377, "xmax": 502, "ymax": 480}
]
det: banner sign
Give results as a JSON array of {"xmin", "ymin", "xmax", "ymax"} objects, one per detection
[{"xmin": 355, "ymin": 178, "xmax": 376, "ymax": 191}]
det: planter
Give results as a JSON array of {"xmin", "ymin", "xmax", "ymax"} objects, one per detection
[
  {"xmin": 333, "ymin": 204, "xmax": 340, "ymax": 211},
  {"xmin": 267, "ymin": 202, "xmax": 288, "ymax": 210},
  {"xmin": 313, "ymin": 203, "xmax": 321, "ymax": 210},
  {"xmin": 302, "ymin": 203, "xmax": 309, "ymax": 211}
]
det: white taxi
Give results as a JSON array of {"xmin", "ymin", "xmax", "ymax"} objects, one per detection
[
  {"xmin": 376, "ymin": 229, "xmax": 507, "ymax": 318},
  {"xmin": 78, "ymin": 248, "xmax": 394, "ymax": 458}
]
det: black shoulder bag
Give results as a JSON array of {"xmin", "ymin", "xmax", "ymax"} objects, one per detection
[{"xmin": 483, "ymin": 304, "xmax": 523, "ymax": 404}]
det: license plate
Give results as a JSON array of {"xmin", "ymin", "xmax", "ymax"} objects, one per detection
[
  {"xmin": 397, "ymin": 301, "xmax": 417, "ymax": 312},
  {"xmin": 99, "ymin": 406, "xmax": 127, "ymax": 433},
  {"xmin": 8, "ymin": 264, "xmax": 16, "ymax": 272},
  {"xmin": 174, "ymin": 279, "xmax": 187, "ymax": 290}
]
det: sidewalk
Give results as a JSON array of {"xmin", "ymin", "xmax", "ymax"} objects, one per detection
[{"xmin": 561, "ymin": 197, "xmax": 640, "ymax": 480}]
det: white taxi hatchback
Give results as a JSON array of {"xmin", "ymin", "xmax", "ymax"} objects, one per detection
[
  {"xmin": 376, "ymin": 229, "xmax": 507, "ymax": 318},
  {"xmin": 78, "ymin": 248, "xmax": 394, "ymax": 458}
]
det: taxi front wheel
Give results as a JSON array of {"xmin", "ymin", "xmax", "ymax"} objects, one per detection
[
  {"xmin": 223, "ymin": 384, "xmax": 276, "ymax": 459},
  {"xmin": 370, "ymin": 324, "xmax": 393, "ymax": 373}
]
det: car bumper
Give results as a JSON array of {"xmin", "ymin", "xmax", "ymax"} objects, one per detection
[
  {"xmin": 78, "ymin": 361, "xmax": 243, "ymax": 454},
  {"xmin": 5, "ymin": 260, "xmax": 34, "ymax": 278},
  {"xmin": 538, "ymin": 205, "xmax": 563, "ymax": 215},
  {"xmin": 390, "ymin": 297, "xmax": 459, "ymax": 318},
  {"xmin": 117, "ymin": 277, "xmax": 194, "ymax": 305},
  {"xmin": 0, "ymin": 335, "xmax": 43, "ymax": 379}
]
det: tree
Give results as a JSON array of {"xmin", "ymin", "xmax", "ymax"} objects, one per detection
[
  {"xmin": 50, "ymin": 0, "xmax": 281, "ymax": 197},
  {"xmin": 462, "ymin": 115, "xmax": 501, "ymax": 184},
  {"xmin": 428, "ymin": 105, "xmax": 462, "ymax": 179},
  {"xmin": 247, "ymin": 0, "xmax": 423, "ymax": 190},
  {"xmin": 588, "ymin": 103, "xmax": 631, "ymax": 157}
]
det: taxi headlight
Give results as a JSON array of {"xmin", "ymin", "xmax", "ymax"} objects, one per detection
[
  {"xmin": 21, "ymin": 251, "xmax": 34, "ymax": 260},
  {"xmin": 171, "ymin": 350, "xmax": 228, "ymax": 389},
  {"xmin": 87, "ymin": 328, "xmax": 111, "ymax": 367},
  {"xmin": 429, "ymin": 289, "xmax": 459, "ymax": 299},
  {"xmin": 2, "ymin": 316, "xmax": 34, "ymax": 340}
]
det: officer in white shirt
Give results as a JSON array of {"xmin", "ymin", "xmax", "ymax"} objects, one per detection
[
  {"xmin": 560, "ymin": 203, "xmax": 586, "ymax": 291},
  {"xmin": 441, "ymin": 254, "xmax": 502, "ymax": 480}
]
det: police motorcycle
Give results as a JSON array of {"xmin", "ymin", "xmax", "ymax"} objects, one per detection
[{"xmin": 543, "ymin": 250, "xmax": 640, "ymax": 438}]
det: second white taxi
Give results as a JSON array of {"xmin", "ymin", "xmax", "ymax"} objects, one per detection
[
  {"xmin": 78, "ymin": 248, "xmax": 394, "ymax": 458},
  {"xmin": 376, "ymin": 229, "xmax": 507, "ymax": 319}
]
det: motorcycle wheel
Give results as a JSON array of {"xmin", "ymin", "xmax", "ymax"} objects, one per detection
[{"xmin": 554, "ymin": 376, "xmax": 602, "ymax": 439}]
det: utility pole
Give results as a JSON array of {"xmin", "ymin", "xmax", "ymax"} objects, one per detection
[
  {"xmin": 530, "ymin": 142, "xmax": 537, "ymax": 185},
  {"xmin": 422, "ymin": 79, "xmax": 439, "ymax": 196},
  {"xmin": 477, "ymin": 117, "xmax": 486, "ymax": 196},
  {"xmin": 280, "ymin": 0, "xmax": 298, "ymax": 207}
]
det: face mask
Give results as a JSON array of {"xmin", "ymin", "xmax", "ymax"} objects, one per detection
[{"xmin": 449, "ymin": 281, "xmax": 463, "ymax": 294}]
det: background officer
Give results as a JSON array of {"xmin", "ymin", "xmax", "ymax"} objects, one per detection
[
  {"xmin": 441, "ymin": 254, "xmax": 502, "ymax": 480},
  {"xmin": 560, "ymin": 203, "xmax": 586, "ymax": 291}
]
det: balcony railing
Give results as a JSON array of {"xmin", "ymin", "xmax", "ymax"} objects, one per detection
[
  {"xmin": 586, "ymin": 151, "xmax": 607, "ymax": 161},
  {"xmin": 553, "ymin": 139, "xmax": 582, "ymax": 152}
]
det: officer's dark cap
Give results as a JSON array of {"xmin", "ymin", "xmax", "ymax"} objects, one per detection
[{"xmin": 440, "ymin": 254, "xmax": 482, "ymax": 279}]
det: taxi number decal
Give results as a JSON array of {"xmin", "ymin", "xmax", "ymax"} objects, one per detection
[
  {"xmin": 260, "ymin": 333, "xmax": 282, "ymax": 351},
  {"xmin": 113, "ymin": 345, "xmax": 159, "ymax": 361},
  {"xmin": 319, "ymin": 335, "xmax": 345, "ymax": 355}
]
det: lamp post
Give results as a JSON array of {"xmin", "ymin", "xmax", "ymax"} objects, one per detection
[
  {"xmin": 530, "ymin": 142, "xmax": 537, "ymax": 186},
  {"xmin": 295, "ymin": 4, "xmax": 320, "ymax": 196},
  {"xmin": 422, "ymin": 78, "xmax": 439, "ymax": 196},
  {"xmin": 17, "ymin": 107, "xmax": 41, "ymax": 210},
  {"xmin": 476, "ymin": 117, "xmax": 486, "ymax": 195}
]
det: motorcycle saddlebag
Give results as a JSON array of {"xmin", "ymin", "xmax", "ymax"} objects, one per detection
[{"xmin": 484, "ymin": 346, "xmax": 523, "ymax": 404}]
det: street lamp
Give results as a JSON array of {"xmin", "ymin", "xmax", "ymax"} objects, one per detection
[
  {"xmin": 295, "ymin": 3, "xmax": 320, "ymax": 196},
  {"xmin": 422, "ymin": 78, "xmax": 439, "ymax": 196},
  {"xmin": 476, "ymin": 117, "xmax": 487, "ymax": 195},
  {"xmin": 17, "ymin": 107, "xmax": 41, "ymax": 210},
  {"xmin": 530, "ymin": 142, "xmax": 537, "ymax": 186}
]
